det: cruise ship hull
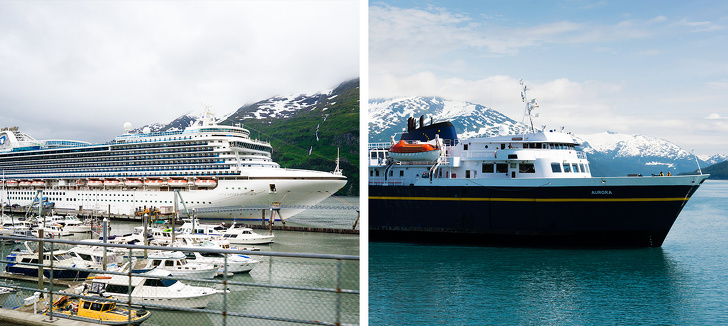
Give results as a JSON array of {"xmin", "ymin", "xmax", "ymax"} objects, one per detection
[
  {"xmin": 369, "ymin": 175, "xmax": 707, "ymax": 247},
  {"xmin": 3, "ymin": 173, "xmax": 346, "ymax": 221}
]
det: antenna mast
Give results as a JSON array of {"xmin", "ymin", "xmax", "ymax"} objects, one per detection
[{"xmin": 520, "ymin": 80, "xmax": 539, "ymax": 133}]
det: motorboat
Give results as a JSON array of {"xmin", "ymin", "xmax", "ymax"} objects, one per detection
[
  {"xmin": 132, "ymin": 251, "xmax": 218, "ymax": 279},
  {"xmin": 175, "ymin": 238, "xmax": 259, "ymax": 275},
  {"xmin": 58, "ymin": 215, "xmax": 92, "ymax": 233},
  {"xmin": 222, "ymin": 224, "xmax": 274, "ymax": 245},
  {"xmin": 5, "ymin": 241, "xmax": 92, "ymax": 279},
  {"xmin": 46, "ymin": 293, "xmax": 151, "ymax": 325},
  {"xmin": 68, "ymin": 244, "xmax": 121, "ymax": 272},
  {"xmin": 80, "ymin": 269, "xmax": 223, "ymax": 309}
]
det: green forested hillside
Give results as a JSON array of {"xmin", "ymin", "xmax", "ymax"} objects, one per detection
[
  {"xmin": 701, "ymin": 160, "xmax": 728, "ymax": 179},
  {"xmin": 223, "ymin": 79, "xmax": 359, "ymax": 196}
]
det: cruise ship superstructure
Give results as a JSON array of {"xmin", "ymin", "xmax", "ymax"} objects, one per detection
[{"xmin": 0, "ymin": 108, "xmax": 347, "ymax": 220}]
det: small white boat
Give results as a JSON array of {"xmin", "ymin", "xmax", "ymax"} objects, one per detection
[
  {"xmin": 222, "ymin": 223, "xmax": 275, "ymax": 245},
  {"xmin": 58, "ymin": 215, "xmax": 92, "ymax": 233},
  {"xmin": 68, "ymin": 244, "xmax": 121, "ymax": 272},
  {"xmin": 174, "ymin": 238, "xmax": 259, "ymax": 274},
  {"xmin": 133, "ymin": 251, "xmax": 218, "ymax": 279},
  {"xmin": 80, "ymin": 269, "xmax": 223, "ymax": 309},
  {"xmin": 41, "ymin": 223, "xmax": 71, "ymax": 237}
]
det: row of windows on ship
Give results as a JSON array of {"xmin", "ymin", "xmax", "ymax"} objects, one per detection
[
  {"xmin": 372, "ymin": 161, "xmax": 590, "ymax": 177},
  {"xmin": 462, "ymin": 142, "xmax": 578, "ymax": 150},
  {"xmin": 6, "ymin": 192, "xmax": 215, "ymax": 205}
]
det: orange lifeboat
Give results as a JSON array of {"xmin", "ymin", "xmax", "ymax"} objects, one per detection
[
  {"xmin": 388, "ymin": 140, "xmax": 440, "ymax": 162},
  {"xmin": 31, "ymin": 180, "xmax": 46, "ymax": 187},
  {"xmin": 168, "ymin": 178, "xmax": 188, "ymax": 187},
  {"xmin": 124, "ymin": 178, "xmax": 143, "ymax": 187},
  {"xmin": 104, "ymin": 179, "xmax": 121, "ymax": 187},
  {"xmin": 5, "ymin": 180, "xmax": 18, "ymax": 187},
  {"xmin": 19, "ymin": 180, "xmax": 32, "ymax": 187},
  {"xmin": 194, "ymin": 178, "xmax": 217, "ymax": 188},
  {"xmin": 87, "ymin": 179, "xmax": 103, "ymax": 187},
  {"xmin": 144, "ymin": 178, "xmax": 165, "ymax": 187}
]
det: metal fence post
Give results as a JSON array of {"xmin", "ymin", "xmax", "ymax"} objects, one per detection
[
  {"xmin": 223, "ymin": 253, "xmax": 228, "ymax": 326},
  {"xmin": 336, "ymin": 258, "xmax": 342, "ymax": 326},
  {"xmin": 48, "ymin": 240, "xmax": 54, "ymax": 321}
]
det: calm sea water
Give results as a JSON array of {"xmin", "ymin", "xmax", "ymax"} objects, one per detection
[{"xmin": 369, "ymin": 181, "xmax": 728, "ymax": 325}]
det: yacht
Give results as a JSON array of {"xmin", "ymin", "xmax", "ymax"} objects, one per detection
[{"xmin": 81, "ymin": 269, "xmax": 223, "ymax": 309}]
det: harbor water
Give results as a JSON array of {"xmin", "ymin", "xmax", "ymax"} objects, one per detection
[
  {"xmin": 369, "ymin": 181, "xmax": 728, "ymax": 325},
  {"xmin": 1, "ymin": 196, "xmax": 360, "ymax": 326}
]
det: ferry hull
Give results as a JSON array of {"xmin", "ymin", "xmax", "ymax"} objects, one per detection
[{"xmin": 369, "ymin": 175, "xmax": 707, "ymax": 247}]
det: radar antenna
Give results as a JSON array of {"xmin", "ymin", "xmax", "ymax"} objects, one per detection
[{"xmin": 520, "ymin": 79, "xmax": 539, "ymax": 133}]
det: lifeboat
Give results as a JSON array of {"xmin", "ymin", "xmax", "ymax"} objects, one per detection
[
  {"xmin": 194, "ymin": 178, "xmax": 217, "ymax": 188},
  {"xmin": 75, "ymin": 179, "xmax": 86, "ymax": 186},
  {"xmin": 124, "ymin": 178, "xmax": 143, "ymax": 187},
  {"xmin": 31, "ymin": 180, "xmax": 46, "ymax": 187},
  {"xmin": 168, "ymin": 178, "xmax": 188, "ymax": 187},
  {"xmin": 19, "ymin": 180, "xmax": 32, "ymax": 187},
  {"xmin": 5, "ymin": 180, "xmax": 18, "ymax": 187},
  {"xmin": 104, "ymin": 179, "xmax": 121, "ymax": 187},
  {"xmin": 388, "ymin": 140, "xmax": 440, "ymax": 162},
  {"xmin": 87, "ymin": 179, "xmax": 103, "ymax": 187},
  {"xmin": 144, "ymin": 178, "xmax": 166, "ymax": 187}
]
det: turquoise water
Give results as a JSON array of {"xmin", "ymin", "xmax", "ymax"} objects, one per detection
[{"xmin": 369, "ymin": 180, "xmax": 728, "ymax": 325}]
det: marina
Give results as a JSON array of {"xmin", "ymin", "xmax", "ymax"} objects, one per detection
[{"xmin": 0, "ymin": 196, "xmax": 360, "ymax": 325}]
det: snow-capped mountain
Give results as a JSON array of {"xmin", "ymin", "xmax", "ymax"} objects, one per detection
[
  {"xmin": 369, "ymin": 96, "xmax": 726, "ymax": 176},
  {"xmin": 369, "ymin": 97, "xmax": 529, "ymax": 143}
]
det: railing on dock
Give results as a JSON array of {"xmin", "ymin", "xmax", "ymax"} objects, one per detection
[{"xmin": 0, "ymin": 235, "xmax": 360, "ymax": 326}]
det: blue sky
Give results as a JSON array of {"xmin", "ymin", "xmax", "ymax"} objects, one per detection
[{"xmin": 369, "ymin": 0, "xmax": 728, "ymax": 156}]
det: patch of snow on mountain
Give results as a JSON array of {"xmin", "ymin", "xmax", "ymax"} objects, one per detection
[{"xmin": 576, "ymin": 131, "xmax": 691, "ymax": 159}]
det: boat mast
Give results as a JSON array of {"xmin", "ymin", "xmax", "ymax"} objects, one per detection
[{"xmin": 520, "ymin": 80, "xmax": 539, "ymax": 133}]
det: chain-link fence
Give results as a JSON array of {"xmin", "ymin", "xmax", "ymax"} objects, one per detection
[{"xmin": 0, "ymin": 236, "xmax": 359, "ymax": 326}]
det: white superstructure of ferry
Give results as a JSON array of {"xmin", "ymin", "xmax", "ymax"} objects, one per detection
[{"xmin": 0, "ymin": 108, "xmax": 347, "ymax": 220}]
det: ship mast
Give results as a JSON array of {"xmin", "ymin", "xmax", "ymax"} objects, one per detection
[{"xmin": 520, "ymin": 80, "xmax": 539, "ymax": 133}]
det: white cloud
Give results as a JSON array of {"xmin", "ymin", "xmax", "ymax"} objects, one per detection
[{"xmin": 0, "ymin": 1, "xmax": 359, "ymax": 143}]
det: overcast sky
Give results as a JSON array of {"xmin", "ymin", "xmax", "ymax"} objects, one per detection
[
  {"xmin": 369, "ymin": 0, "xmax": 728, "ymax": 156},
  {"xmin": 0, "ymin": 0, "xmax": 359, "ymax": 144}
]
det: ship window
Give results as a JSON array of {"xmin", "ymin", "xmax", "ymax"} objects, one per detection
[
  {"xmin": 369, "ymin": 170, "xmax": 373, "ymax": 177},
  {"xmin": 563, "ymin": 164, "xmax": 572, "ymax": 173},
  {"xmin": 572, "ymin": 163, "xmax": 580, "ymax": 173},
  {"xmin": 496, "ymin": 163, "xmax": 508, "ymax": 173},
  {"xmin": 463, "ymin": 144, "xmax": 469, "ymax": 150},
  {"xmin": 482, "ymin": 163, "xmax": 494, "ymax": 173},
  {"xmin": 519, "ymin": 163, "xmax": 535, "ymax": 173},
  {"xmin": 551, "ymin": 163, "xmax": 562, "ymax": 173},
  {"xmin": 584, "ymin": 164, "xmax": 590, "ymax": 173},
  {"xmin": 389, "ymin": 171, "xmax": 393, "ymax": 177},
  {"xmin": 501, "ymin": 144, "xmax": 506, "ymax": 150},
  {"xmin": 465, "ymin": 170, "xmax": 471, "ymax": 178},
  {"xmin": 375, "ymin": 170, "xmax": 380, "ymax": 176},
  {"xmin": 399, "ymin": 170, "xmax": 404, "ymax": 177},
  {"xmin": 579, "ymin": 164, "xmax": 585, "ymax": 173}
]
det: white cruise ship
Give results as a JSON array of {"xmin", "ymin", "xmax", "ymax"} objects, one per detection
[{"xmin": 0, "ymin": 108, "xmax": 347, "ymax": 220}]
